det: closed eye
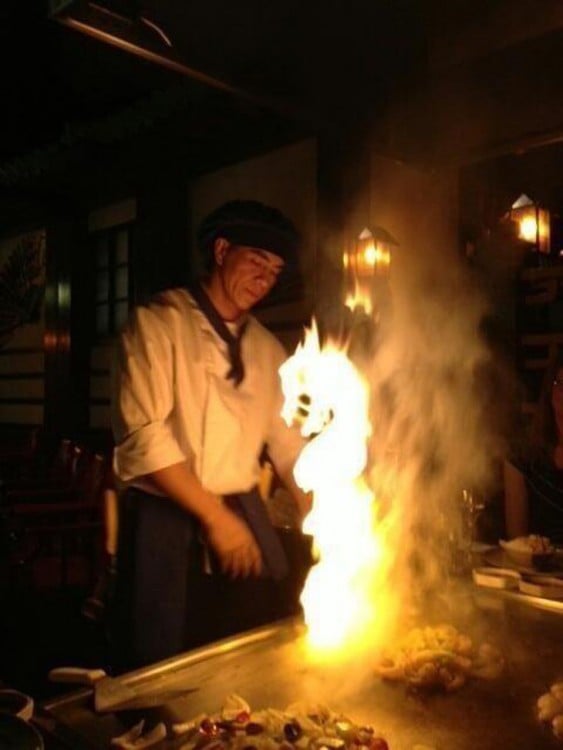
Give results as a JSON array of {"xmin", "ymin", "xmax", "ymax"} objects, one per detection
[{"xmin": 250, "ymin": 253, "xmax": 283, "ymax": 278}]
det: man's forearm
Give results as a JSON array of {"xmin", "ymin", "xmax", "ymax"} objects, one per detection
[
  {"xmin": 145, "ymin": 461, "xmax": 263, "ymax": 578},
  {"xmin": 503, "ymin": 460, "xmax": 529, "ymax": 538},
  {"xmin": 144, "ymin": 461, "xmax": 222, "ymax": 527}
]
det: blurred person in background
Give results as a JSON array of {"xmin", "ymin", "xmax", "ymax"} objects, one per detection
[{"xmin": 504, "ymin": 347, "xmax": 563, "ymax": 544}]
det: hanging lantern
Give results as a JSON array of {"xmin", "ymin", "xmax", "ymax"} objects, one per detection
[
  {"xmin": 342, "ymin": 226, "xmax": 398, "ymax": 314},
  {"xmin": 343, "ymin": 226, "xmax": 397, "ymax": 277},
  {"xmin": 509, "ymin": 194, "xmax": 550, "ymax": 254}
]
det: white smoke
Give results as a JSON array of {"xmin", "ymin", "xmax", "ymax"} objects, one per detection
[{"xmin": 360, "ymin": 187, "xmax": 509, "ymax": 622}]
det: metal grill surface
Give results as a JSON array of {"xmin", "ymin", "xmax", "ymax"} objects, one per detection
[{"xmin": 39, "ymin": 588, "xmax": 563, "ymax": 750}]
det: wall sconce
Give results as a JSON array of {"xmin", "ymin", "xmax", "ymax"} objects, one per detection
[
  {"xmin": 343, "ymin": 226, "xmax": 397, "ymax": 278},
  {"xmin": 342, "ymin": 225, "xmax": 398, "ymax": 314},
  {"xmin": 509, "ymin": 193, "xmax": 550, "ymax": 254}
]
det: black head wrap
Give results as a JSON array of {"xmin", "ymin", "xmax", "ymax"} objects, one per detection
[{"xmin": 197, "ymin": 200, "xmax": 300, "ymax": 271}]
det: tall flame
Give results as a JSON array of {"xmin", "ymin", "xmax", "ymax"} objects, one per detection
[{"xmin": 280, "ymin": 321, "xmax": 393, "ymax": 658}]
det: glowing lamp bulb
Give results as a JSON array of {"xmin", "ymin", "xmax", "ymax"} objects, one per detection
[
  {"xmin": 364, "ymin": 244, "xmax": 377, "ymax": 266},
  {"xmin": 519, "ymin": 216, "xmax": 537, "ymax": 243}
]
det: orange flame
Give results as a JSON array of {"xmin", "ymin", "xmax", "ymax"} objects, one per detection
[{"xmin": 280, "ymin": 321, "xmax": 395, "ymax": 659}]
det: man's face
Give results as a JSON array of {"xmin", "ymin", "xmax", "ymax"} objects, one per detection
[{"xmin": 219, "ymin": 243, "xmax": 285, "ymax": 313}]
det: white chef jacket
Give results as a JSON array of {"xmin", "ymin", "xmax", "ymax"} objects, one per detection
[{"xmin": 112, "ymin": 288, "xmax": 304, "ymax": 496}]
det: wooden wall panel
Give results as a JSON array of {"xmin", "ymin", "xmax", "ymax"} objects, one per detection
[
  {"xmin": 90, "ymin": 343, "xmax": 114, "ymax": 371},
  {"xmin": 0, "ymin": 404, "xmax": 43, "ymax": 424},
  {"xmin": 0, "ymin": 379, "xmax": 44, "ymax": 400},
  {"xmin": 0, "ymin": 229, "xmax": 46, "ymax": 425},
  {"xmin": 0, "ymin": 352, "xmax": 44, "ymax": 374},
  {"xmin": 89, "ymin": 404, "xmax": 111, "ymax": 430},
  {"xmin": 89, "ymin": 374, "xmax": 111, "ymax": 400}
]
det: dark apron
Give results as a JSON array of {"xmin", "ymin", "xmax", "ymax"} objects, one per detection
[
  {"xmin": 109, "ymin": 488, "xmax": 201, "ymax": 671},
  {"xmin": 108, "ymin": 487, "xmax": 313, "ymax": 671}
]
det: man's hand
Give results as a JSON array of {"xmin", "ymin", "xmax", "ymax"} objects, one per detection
[
  {"xmin": 144, "ymin": 462, "xmax": 263, "ymax": 577},
  {"xmin": 204, "ymin": 503, "xmax": 263, "ymax": 578}
]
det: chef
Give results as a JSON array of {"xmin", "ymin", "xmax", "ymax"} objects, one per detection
[{"xmin": 110, "ymin": 199, "xmax": 310, "ymax": 669}]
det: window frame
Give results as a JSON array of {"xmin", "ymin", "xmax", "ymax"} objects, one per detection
[{"xmin": 90, "ymin": 221, "xmax": 134, "ymax": 341}]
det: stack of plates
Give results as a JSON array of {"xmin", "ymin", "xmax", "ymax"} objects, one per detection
[
  {"xmin": 473, "ymin": 554, "xmax": 563, "ymax": 599},
  {"xmin": 518, "ymin": 575, "xmax": 563, "ymax": 599},
  {"xmin": 473, "ymin": 567, "xmax": 521, "ymax": 589}
]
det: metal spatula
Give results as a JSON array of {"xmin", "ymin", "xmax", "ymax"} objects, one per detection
[{"xmin": 48, "ymin": 667, "xmax": 196, "ymax": 712}]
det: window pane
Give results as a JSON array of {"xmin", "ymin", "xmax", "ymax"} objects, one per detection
[
  {"xmin": 96, "ymin": 271, "xmax": 109, "ymax": 302},
  {"xmin": 95, "ymin": 235, "xmax": 109, "ymax": 268},
  {"xmin": 115, "ymin": 265, "xmax": 128, "ymax": 299},
  {"xmin": 96, "ymin": 304, "xmax": 109, "ymax": 335},
  {"xmin": 116, "ymin": 229, "xmax": 129, "ymax": 265},
  {"xmin": 115, "ymin": 301, "xmax": 129, "ymax": 331}
]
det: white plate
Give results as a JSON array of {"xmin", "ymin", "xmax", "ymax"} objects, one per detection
[
  {"xmin": 473, "ymin": 566, "xmax": 521, "ymax": 589},
  {"xmin": 518, "ymin": 576, "xmax": 563, "ymax": 599}
]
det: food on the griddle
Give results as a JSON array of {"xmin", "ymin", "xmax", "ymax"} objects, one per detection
[
  {"xmin": 537, "ymin": 691, "xmax": 563, "ymax": 721},
  {"xmin": 111, "ymin": 719, "xmax": 166, "ymax": 749},
  {"xmin": 375, "ymin": 624, "xmax": 504, "ymax": 691},
  {"xmin": 552, "ymin": 683, "xmax": 563, "ymax": 703},
  {"xmin": 553, "ymin": 714, "xmax": 563, "ymax": 740},
  {"xmin": 537, "ymin": 682, "xmax": 563, "ymax": 741},
  {"xmin": 172, "ymin": 694, "xmax": 391, "ymax": 750}
]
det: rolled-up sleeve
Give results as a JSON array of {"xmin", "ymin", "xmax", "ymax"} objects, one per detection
[{"xmin": 112, "ymin": 305, "xmax": 186, "ymax": 482}]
